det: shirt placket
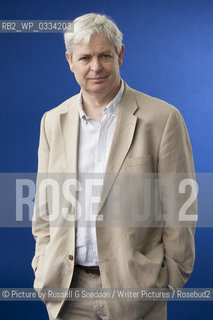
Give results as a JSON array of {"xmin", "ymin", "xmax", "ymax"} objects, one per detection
[{"xmin": 96, "ymin": 113, "xmax": 108, "ymax": 172}]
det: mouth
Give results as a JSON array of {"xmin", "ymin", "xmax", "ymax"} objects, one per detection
[{"xmin": 88, "ymin": 75, "xmax": 108, "ymax": 81}]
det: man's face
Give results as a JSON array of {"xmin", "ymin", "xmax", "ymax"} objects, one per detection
[{"xmin": 66, "ymin": 33, "xmax": 124, "ymax": 96}]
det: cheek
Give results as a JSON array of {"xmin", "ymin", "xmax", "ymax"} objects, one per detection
[
  {"xmin": 79, "ymin": 66, "xmax": 90, "ymax": 78},
  {"xmin": 107, "ymin": 62, "xmax": 118, "ymax": 74},
  {"xmin": 73, "ymin": 72, "xmax": 84, "ymax": 83}
]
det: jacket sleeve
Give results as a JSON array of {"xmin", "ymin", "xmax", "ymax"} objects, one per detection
[
  {"xmin": 158, "ymin": 108, "xmax": 197, "ymax": 289},
  {"xmin": 31, "ymin": 112, "xmax": 50, "ymax": 273}
]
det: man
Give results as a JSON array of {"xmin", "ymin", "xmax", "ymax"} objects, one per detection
[{"xmin": 32, "ymin": 13, "xmax": 197, "ymax": 320}]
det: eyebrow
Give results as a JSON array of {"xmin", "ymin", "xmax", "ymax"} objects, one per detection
[
  {"xmin": 99, "ymin": 50, "xmax": 113, "ymax": 55},
  {"xmin": 77, "ymin": 50, "xmax": 113, "ymax": 57}
]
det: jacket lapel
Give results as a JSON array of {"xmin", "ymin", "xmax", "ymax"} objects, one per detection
[
  {"xmin": 59, "ymin": 95, "xmax": 80, "ymax": 214},
  {"xmin": 60, "ymin": 95, "xmax": 80, "ymax": 174},
  {"xmin": 97, "ymin": 83, "xmax": 138, "ymax": 215}
]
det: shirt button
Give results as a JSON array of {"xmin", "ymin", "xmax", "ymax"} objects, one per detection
[{"xmin": 68, "ymin": 254, "xmax": 74, "ymax": 261}]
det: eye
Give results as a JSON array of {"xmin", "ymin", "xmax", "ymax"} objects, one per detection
[
  {"xmin": 79, "ymin": 56, "xmax": 90, "ymax": 61},
  {"xmin": 102, "ymin": 54, "xmax": 111, "ymax": 58}
]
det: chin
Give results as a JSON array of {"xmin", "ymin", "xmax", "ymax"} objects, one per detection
[{"xmin": 89, "ymin": 84, "xmax": 109, "ymax": 92}]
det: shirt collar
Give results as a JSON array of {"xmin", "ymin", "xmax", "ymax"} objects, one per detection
[{"xmin": 78, "ymin": 79, "xmax": 124, "ymax": 122}]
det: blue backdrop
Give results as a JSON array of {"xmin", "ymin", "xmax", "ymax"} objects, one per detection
[{"xmin": 0, "ymin": 0, "xmax": 213, "ymax": 319}]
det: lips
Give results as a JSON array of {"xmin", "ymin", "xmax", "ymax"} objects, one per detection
[{"xmin": 88, "ymin": 75, "xmax": 108, "ymax": 80}]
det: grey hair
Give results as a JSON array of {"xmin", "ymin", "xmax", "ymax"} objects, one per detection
[{"xmin": 64, "ymin": 13, "xmax": 123, "ymax": 59}]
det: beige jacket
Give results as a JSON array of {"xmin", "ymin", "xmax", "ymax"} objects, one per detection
[{"xmin": 32, "ymin": 82, "xmax": 197, "ymax": 320}]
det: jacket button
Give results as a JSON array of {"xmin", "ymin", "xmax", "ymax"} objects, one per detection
[{"xmin": 68, "ymin": 254, "xmax": 74, "ymax": 261}]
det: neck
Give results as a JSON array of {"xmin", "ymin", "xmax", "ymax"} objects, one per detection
[{"xmin": 81, "ymin": 79, "xmax": 121, "ymax": 121}]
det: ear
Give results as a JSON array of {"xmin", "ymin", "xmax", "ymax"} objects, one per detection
[
  {"xmin": 118, "ymin": 44, "xmax": 125, "ymax": 66},
  {"xmin": 65, "ymin": 51, "xmax": 74, "ymax": 72}
]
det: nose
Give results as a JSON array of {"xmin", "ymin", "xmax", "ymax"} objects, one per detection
[{"xmin": 90, "ymin": 57, "xmax": 102, "ymax": 72}]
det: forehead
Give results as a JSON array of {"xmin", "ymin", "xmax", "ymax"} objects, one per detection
[{"xmin": 72, "ymin": 33, "xmax": 116, "ymax": 56}]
